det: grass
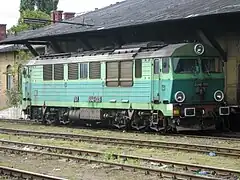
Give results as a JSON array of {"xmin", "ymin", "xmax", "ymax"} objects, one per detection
[
  {"xmin": 0, "ymin": 121, "xmax": 239, "ymax": 149},
  {"xmin": 0, "ymin": 133, "xmax": 240, "ymax": 171}
]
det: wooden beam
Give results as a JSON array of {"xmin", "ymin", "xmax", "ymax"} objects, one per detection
[
  {"xmin": 78, "ymin": 36, "xmax": 93, "ymax": 50},
  {"xmin": 197, "ymin": 29, "xmax": 227, "ymax": 61},
  {"xmin": 114, "ymin": 32, "xmax": 124, "ymax": 47},
  {"xmin": 49, "ymin": 39, "xmax": 65, "ymax": 53},
  {"xmin": 27, "ymin": 41, "xmax": 49, "ymax": 45},
  {"xmin": 25, "ymin": 43, "xmax": 39, "ymax": 57}
]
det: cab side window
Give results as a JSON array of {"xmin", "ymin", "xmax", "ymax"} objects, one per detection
[
  {"xmin": 162, "ymin": 58, "xmax": 169, "ymax": 74},
  {"xmin": 154, "ymin": 59, "xmax": 159, "ymax": 74},
  {"xmin": 135, "ymin": 59, "xmax": 142, "ymax": 78}
]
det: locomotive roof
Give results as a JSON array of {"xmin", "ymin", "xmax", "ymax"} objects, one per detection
[{"xmin": 26, "ymin": 42, "xmax": 220, "ymax": 66}]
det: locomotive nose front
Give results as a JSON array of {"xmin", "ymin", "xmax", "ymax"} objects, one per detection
[{"xmin": 171, "ymin": 51, "xmax": 226, "ymax": 118}]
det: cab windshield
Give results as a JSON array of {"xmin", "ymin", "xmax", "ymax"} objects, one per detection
[
  {"xmin": 201, "ymin": 57, "xmax": 223, "ymax": 73},
  {"xmin": 172, "ymin": 58, "xmax": 199, "ymax": 74}
]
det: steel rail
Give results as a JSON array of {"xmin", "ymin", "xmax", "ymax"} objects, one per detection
[
  {"xmin": 0, "ymin": 119, "xmax": 36, "ymax": 124},
  {"xmin": 0, "ymin": 143, "xmax": 232, "ymax": 180},
  {"xmin": 0, "ymin": 127, "xmax": 239, "ymax": 158},
  {"xmin": 0, "ymin": 139, "xmax": 239, "ymax": 178},
  {"xmin": 0, "ymin": 165, "xmax": 66, "ymax": 180},
  {"xmin": 1, "ymin": 118, "xmax": 240, "ymax": 141}
]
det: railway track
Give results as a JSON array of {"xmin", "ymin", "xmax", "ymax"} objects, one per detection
[
  {"xmin": 0, "ymin": 139, "xmax": 239, "ymax": 180},
  {"xmin": 1, "ymin": 118, "xmax": 240, "ymax": 141},
  {"xmin": 0, "ymin": 165, "xmax": 66, "ymax": 180},
  {"xmin": 0, "ymin": 127, "xmax": 240, "ymax": 158}
]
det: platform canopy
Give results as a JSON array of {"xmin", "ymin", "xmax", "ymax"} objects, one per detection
[{"xmin": 0, "ymin": 0, "xmax": 240, "ymax": 45}]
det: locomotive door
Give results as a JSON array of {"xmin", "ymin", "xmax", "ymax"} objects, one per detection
[
  {"xmin": 153, "ymin": 59, "xmax": 161, "ymax": 103},
  {"xmin": 22, "ymin": 66, "xmax": 31, "ymax": 110}
]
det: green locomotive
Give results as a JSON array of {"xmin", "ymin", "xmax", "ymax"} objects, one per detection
[{"xmin": 21, "ymin": 42, "xmax": 229, "ymax": 132}]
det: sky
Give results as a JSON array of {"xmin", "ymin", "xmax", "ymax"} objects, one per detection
[{"xmin": 0, "ymin": 0, "xmax": 122, "ymax": 29}]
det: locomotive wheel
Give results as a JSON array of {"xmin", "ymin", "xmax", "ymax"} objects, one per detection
[
  {"xmin": 162, "ymin": 118, "xmax": 178, "ymax": 134},
  {"xmin": 131, "ymin": 113, "xmax": 148, "ymax": 131},
  {"xmin": 149, "ymin": 111, "xmax": 164, "ymax": 132},
  {"xmin": 112, "ymin": 113, "xmax": 130, "ymax": 130}
]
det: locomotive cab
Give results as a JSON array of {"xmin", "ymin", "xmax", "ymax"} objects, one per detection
[{"xmin": 163, "ymin": 43, "xmax": 228, "ymax": 131}]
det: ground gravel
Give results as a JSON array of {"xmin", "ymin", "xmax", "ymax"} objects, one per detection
[
  {"xmin": 0, "ymin": 134, "xmax": 239, "ymax": 171},
  {"xmin": 0, "ymin": 153, "xmax": 167, "ymax": 180},
  {"xmin": 0, "ymin": 121, "xmax": 239, "ymax": 148}
]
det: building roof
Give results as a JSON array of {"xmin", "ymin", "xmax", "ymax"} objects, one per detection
[
  {"xmin": 0, "ymin": 45, "xmax": 24, "ymax": 53},
  {"xmin": 0, "ymin": 44, "xmax": 45, "ymax": 53},
  {"xmin": 1, "ymin": 0, "xmax": 240, "ymax": 44}
]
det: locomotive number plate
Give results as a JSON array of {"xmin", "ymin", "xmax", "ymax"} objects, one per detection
[{"xmin": 88, "ymin": 96, "xmax": 102, "ymax": 103}]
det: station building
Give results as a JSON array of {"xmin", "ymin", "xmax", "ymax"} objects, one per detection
[{"xmin": 0, "ymin": 24, "xmax": 45, "ymax": 108}]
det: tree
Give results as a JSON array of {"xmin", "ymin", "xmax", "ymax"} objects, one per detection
[
  {"xmin": 20, "ymin": 0, "xmax": 59, "ymax": 15},
  {"xmin": 8, "ymin": 9, "xmax": 51, "ymax": 34},
  {"xmin": 36, "ymin": 0, "xmax": 59, "ymax": 15},
  {"xmin": 11, "ymin": 0, "xmax": 60, "ymax": 34},
  {"xmin": 20, "ymin": 0, "xmax": 35, "ymax": 11}
]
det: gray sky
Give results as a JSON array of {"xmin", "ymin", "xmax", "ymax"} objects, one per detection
[{"xmin": 0, "ymin": 0, "xmax": 122, "ymax": 29}]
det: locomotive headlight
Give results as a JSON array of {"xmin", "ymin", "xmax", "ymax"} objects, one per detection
[
  {"xmin": 174, "ymin": 91, "xmax": 186, "ymax": 103},
  {"xmin": 214, "ymin": 90, "xmax": 224, "ymax": 102}
]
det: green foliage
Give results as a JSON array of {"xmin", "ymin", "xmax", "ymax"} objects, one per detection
[
  {"xmin": 20, "ymin": 0, "xmax": 35, "ymax": 11},
  {"xmin": 20, "ymin": 0, "xmax": 59, "ymax": 15},
  {"xmin": 9, "ymin": 0, "xmax": 59, "ymax": 34},
  {"xmin": 5, "ymin": 50, "xmax": 33, "ymax": 107},
  {"xmin": 5, "ymin": 89, "xmax": 22, "ymax": 108},
  {"xmin": 36, "ymin": 0, "xmax": 59, "ymax": 15},
  {"xmin": 18, "ymin": 50, "xmax": 33, "ymax": 61},
  {"xmin": 8, "ymin": 9, "xmax": 51, "ymax": 34}
]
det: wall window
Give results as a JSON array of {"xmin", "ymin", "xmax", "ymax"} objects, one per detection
[
  {"xmin": 80, "ymin": 63, "xmax": 88, "ymax": 79},
  {"xmin": 154, "ymin": 59, "xmax": 159, "ymax": 74},
  {"xmin": 162, "ymin": 58, "xmax": 169, "ymax": 74},
  {"xmin": 89, "ymin": 62, "xmax": 101, "ymax": 79},
  {"xmin": 68, "ymin": 63, "xmax": 79, "ymax": 80},
  {"xmin": 135, "ymin": 59, "xmax": 142, "ymax": 78},
  {"xmin": 106, "ymin": 60, "xmax": 133, "ymax": 87},
  {"xmin": 43, "ymin": 64, "xmax": 53, "ymax": 80},
  {"xmin": 6, "ymin": 65, "xmax": 13, "ymax": 90}
]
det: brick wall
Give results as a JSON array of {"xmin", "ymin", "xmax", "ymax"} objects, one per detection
[
  {"xmin": 0, "ymin": 52, "xmax": 15, "ymax": 108},
  {"xmin": 51, "ymin": 10, "xmax": 63, "ymax": 23},
  {"xmin": 0, "ymin": 24, "xmax": 6, "ymax": 41},
  {"xmin": 63, "ymin": 12, "xmax": 75, "ymax": 20}
]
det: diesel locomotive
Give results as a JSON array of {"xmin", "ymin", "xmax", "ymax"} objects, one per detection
[{"xmin": 21, "ymin": 42, "xmax": 229, "ymax": 132}]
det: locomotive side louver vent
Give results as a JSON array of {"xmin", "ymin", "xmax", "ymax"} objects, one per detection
[
  {"xmin": 43, "ymin": 64, "xmax": 53, "ymax": 80},
  {"xmin": 68, "ymin": 63, "xmax": 78, "ymax": 80},
  {"xmin": 54, "ymin": 64, "xmax": 64, "ymax": 80},
  {"xmin": 120, "ymin": 61, "xmax": 133, "ymax": 87},
  {"xmin": 90, "ymin": 62, "xmax": 101, "ymax": 79},
  {"xmin": 106, "ymin": 62, "xmax": 119, "ymax": 87}
]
